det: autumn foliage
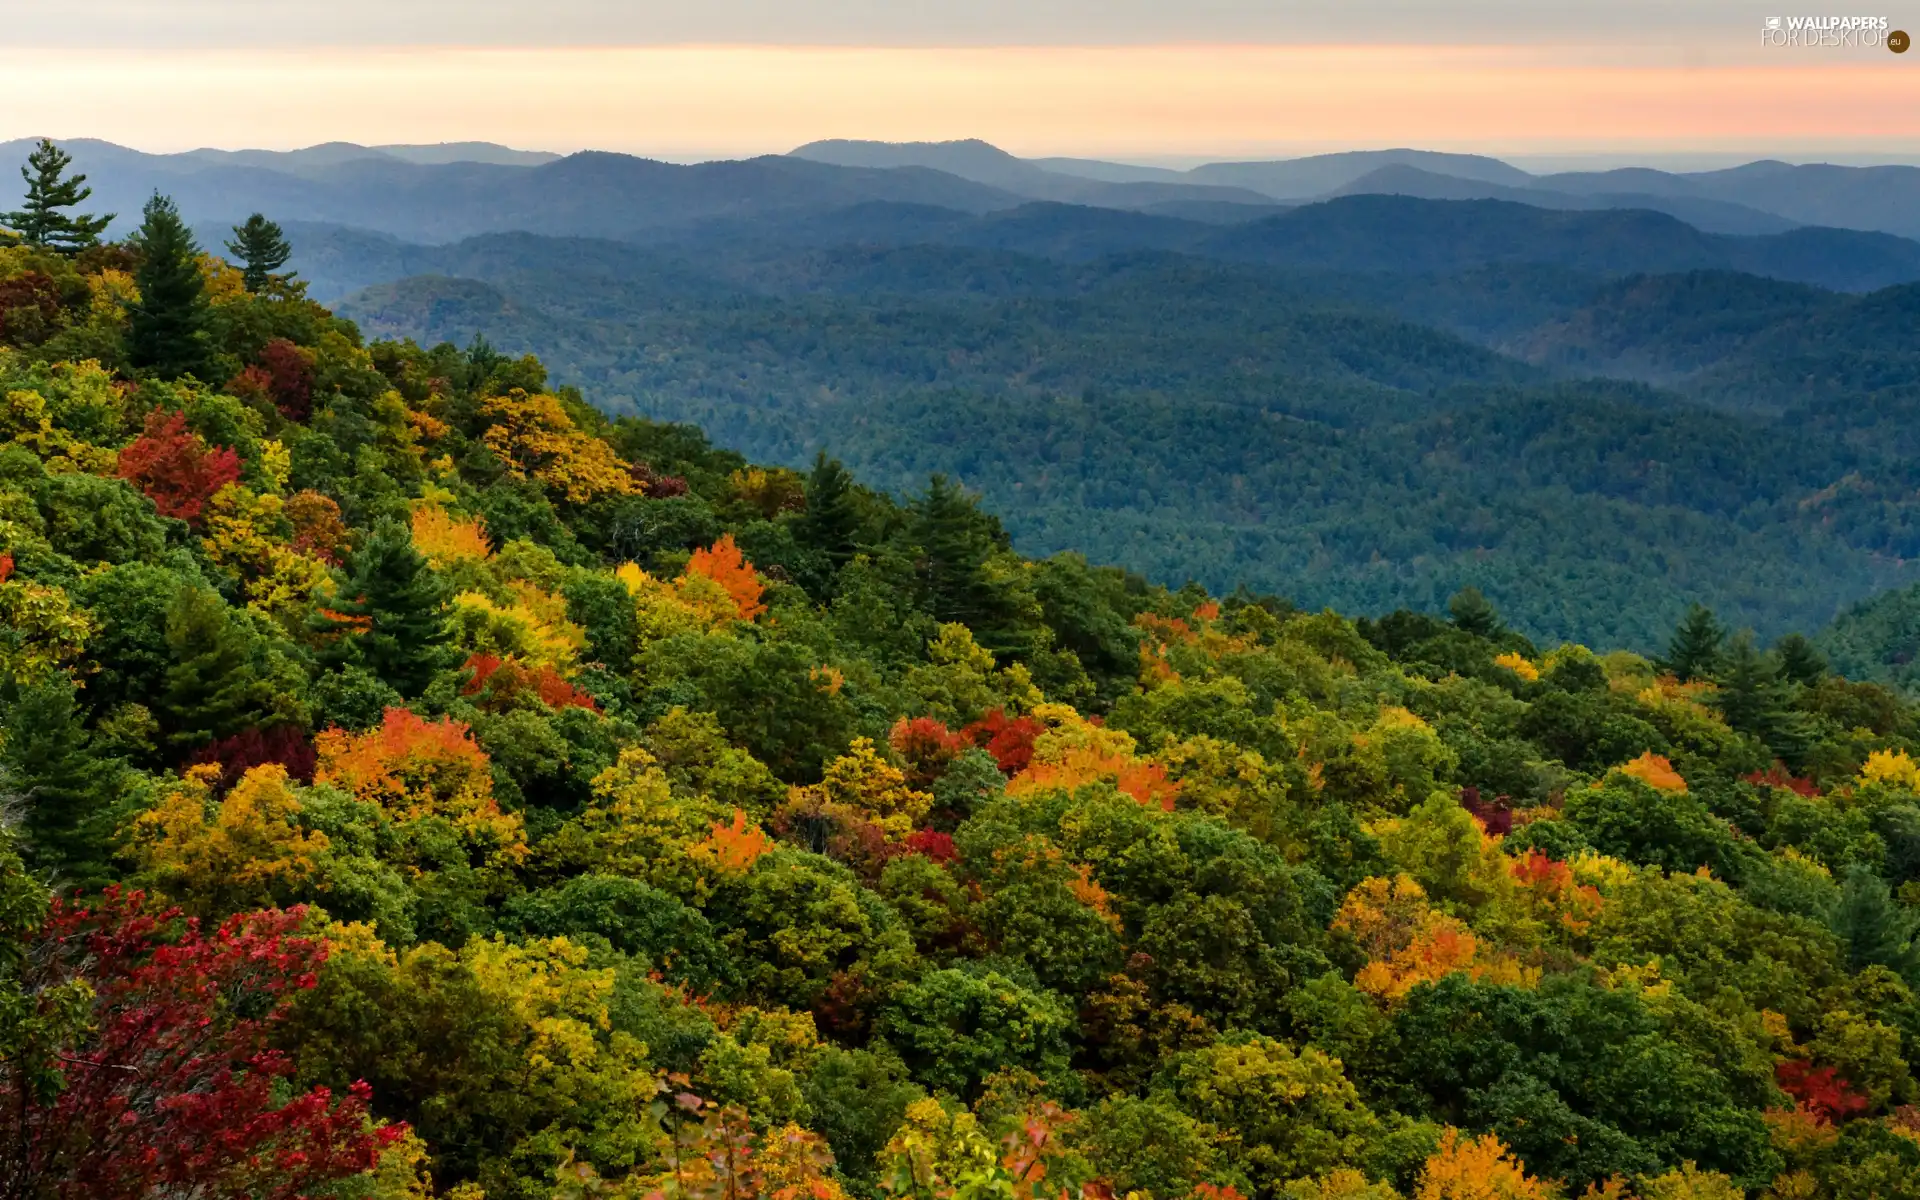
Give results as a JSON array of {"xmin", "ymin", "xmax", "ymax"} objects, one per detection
[
  {"xmin": 1415, "ymin": 1129, "xmax": 1557, "ymax": 1200},
  {"xmin": 463, "ymin": 652, "xmax": 600, "ymax": 711},
  {"xmin": 187, "ymin": 724, "xmax": 319, "ymax": 791},
  {"xmin": 115, "ymin": 409, "xmax": 242, "ymax": 524},
  {"xmin": 312, "ymin": 707, "xmax": 525, "ymax": 859},
  {"xmin": 1617, "ymin": 752, "xmax": 1688, "ymax": 793},
  {"xmin": 686, "ymin": 533, "xmax": 768, "ymax": 622},
  {"xmin": 1775, "ymin": 1059, "xmax": 1872, "ymax": 1124},
  {"xmin": 962, "ymin": 709, "xmax": 1044, "ymax": 775},
  {"xmin": 0, "ymin": 892, "xmax": 402, "ymax": 1199}
]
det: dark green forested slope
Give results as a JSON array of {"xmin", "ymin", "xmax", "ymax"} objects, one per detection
[
  {"xmin": 337, "ymin": 248, "xmax": 1920, "ymax": 650},
  {"xmin": 8, "ymin": 156, "xmax": 1920, "ymax": 1200}
]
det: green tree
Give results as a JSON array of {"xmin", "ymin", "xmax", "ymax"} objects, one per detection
[
  {"xmin": 908, "ymin": 474, "xmax": 1030, "ymax": 658},
  {"xmin": 0, "ymin": 680, "xmax": 122, "ymax": 886},
  {"xmin": 879, "ymin": 965, "xmax": 1075, "ymax": 1098},
  {"xmin": 1829, "ymin": 865, "xmax": 1920, "ymax": 981},
  {"xmin": 1714, "ymin": 633, "xmax": 1810, "ymax": 761},
  {"xmin": 1, "ymin": 139, "xmax": 112, "ymax": 252},
  {"xmin": 128, "ymin": 193, "xmax": 210, "ymax": 379},
  {"xmin": 224, "ymin": 213, "xmax": 295, "ymax": 293},
  {"xmin": 795, "ymin": 452, "xmax": 862, "ymax": 572},
  {"xmin": 162, "ymin": 586, "xmax": 273, "ymax": 749},
  {"xmin": 322, "ymin": 519, "xmax": 457, "ymax": 698},
  {"xmin": 0, "ymin": 828, "xmax": 93, "ymax": 1104},
  {"xmin": 1660, "ymin": 603, "xmax": 1725, "ymax": 682},
  {"xmin": 1771, "ymin": 632, "xmax": 1827, "ymax": 687},
  {"xmin": 1448, "ymin": 586, "xmax": 1504, "ymax": 639}
]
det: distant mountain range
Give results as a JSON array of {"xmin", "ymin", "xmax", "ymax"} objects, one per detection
[
  {"xmin": 795, "ymin": 139, "xmax": 1920, "ymax": 239},
  {"xmin": 14, "ymin": 135, "xmax": 1920, "ymax": 247}
]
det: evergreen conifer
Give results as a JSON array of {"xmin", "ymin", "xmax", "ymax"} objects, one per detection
[
  {"xmin": 796, "ymin": 452, "xmax": 862, "ymax": 570},
  {"xmin": 0, "ymin": 680, "xmax": 122, "ymax": 886},
  {"xmin": 163, "ymin": 586, "xmax": 271, "ymax": 749},
  {"xmin": 324, "ymin": 519, "xmax": 457, "ymax": 697},
  {"xmin": 224, "ymin": 213, "xmax": 294, "ymax": 292},
  {"xmin": 1, "ymin": 139, "xmax": 112, "ymax": 253},
  {"xmin": 128, "ymin": 193, "xmax": 210, "ymax": 379},
  {"xmin": 1447, "ymin": 587, "xmax": 1504, "ymax": 638},
  {"xmin": 1659, "ymin": 603, "xmax": 1726, "ymax": 682}
]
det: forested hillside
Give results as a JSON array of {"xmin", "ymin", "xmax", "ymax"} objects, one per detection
[
  {"xmin": 6, "ymin": 142, "xmax": 1920, "ymax": 1200},
  {"xmin": 331, "ymin": 234, "xmax": 1920, "ymax": 650}
]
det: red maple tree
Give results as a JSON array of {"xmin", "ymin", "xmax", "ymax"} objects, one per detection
[
  {"xmin": 0, "ymin": 891, "xmax": 403, "ymax": 1199},
  {"xmin": 1776, "ymin": 1058, "xmax": 1872, "ymax": 1124},
  {"xmin": 962, "ymin": 709, "xmax": 1045, "ymax": 775},
  {"xmin": 115, "ymin": 410, "xmax": 242, "ymax": 525}
]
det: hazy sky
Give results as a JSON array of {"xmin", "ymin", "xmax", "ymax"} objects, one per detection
[{"xmin": 5, "ymin": 1, "xmax": 1916, "ymax": 159}]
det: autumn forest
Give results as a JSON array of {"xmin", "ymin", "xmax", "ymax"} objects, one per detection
[{"xmin": 3, "ymin": 137, "xmax": 1920, "ymax": 1200}]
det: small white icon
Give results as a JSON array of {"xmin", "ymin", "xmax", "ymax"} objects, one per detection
[{"xmin": 1765, "ymin": 16, "xmax": 1782, "ymax": 29}]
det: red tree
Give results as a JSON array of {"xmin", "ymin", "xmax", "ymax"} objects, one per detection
[
  {"xmin": 257, "ymin": 339, "xmax": 316, "ymax": 422},
  {"xmin": 890, "ymin": 716, "xmax": 969, "ymax": 787},
  {"xmin": 1776, "ymin": 1059, "xmax": 1872, "ymax": 1124},
  {"xmin": 115, "ymin": 410, "xmax": 242, "ymax": 525},
  {"xmin": 0, "ymin": 891, "xmax": 403, "ymax": 1199},
  {"xmin": 462, "ymin": 653, "xmax": 600, "ymax": 712},
  {"xmin": 187, "ymin": 725, "xmax": 319, "ymax": 791},
  {"xmin": 962, "ymin": 709, "xmax": 1044, "ymax": 776}
]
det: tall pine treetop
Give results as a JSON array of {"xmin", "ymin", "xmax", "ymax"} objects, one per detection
[
  {"xmin": 1, "ymin": 139, "xmax": 113, "ymax": 254},
  {"xmin": 128, "ymin": 192, "xmax": 210, "ymax": 381},
  {"xmin": 1659, "ymin": 602, "xmax": 1726, "ymax": 682},
  {"xmin": 225, "ymin": 213, "xmax": 295, "ymax": 293}
]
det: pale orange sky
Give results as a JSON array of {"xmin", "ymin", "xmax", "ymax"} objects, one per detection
[{"xmin": 3, "ymin": 43, "xmax": 1917, "ymax": 159}]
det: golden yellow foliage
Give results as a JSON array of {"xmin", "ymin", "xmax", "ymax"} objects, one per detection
[
  {"xmin": 1493, "ymin": 653, "xmax": 1539, "ymax": 683},
  {"xmin": 129, "ymin": 763, "xmax": 330, "ymax": 912},
  {"xmin": 481, "ymin": 388, "xmax": 638, "ymax": 504},
  {"xmin": 1861, "ymin": 748, "xmax": 1920, "ymax": 791},
  {"xmin": 202, "ymin": 483, "xmax": 333, "ymax": 621},
  {"xmin": 796, "ymin": 736, "xmax": 933, "ymax": 838},
  {"xmin": 1414, "ymin": 1129, "xmax": 1558, "ymax": 1200},
  {"xmin": 1617, "ymin": 752, "xmax": 1687, "ymax": 793},
  {"xmin": 1638, "ymin": 1164, "xmax": 1742, "ymax": 1200},
  {"xmin": 410, "ymin": 504, "xmax": 492, "ymax": 566},
  {"xmin": 198, "ymin": 253, "xmax": 249, "ymax": 304},
  {"xmin": 448, "ymin": 583, "xmax": 587, "ymax": 671},
  {"xmin": 0, "ymin": 575, "xmax": 93, "ymax": 686}
]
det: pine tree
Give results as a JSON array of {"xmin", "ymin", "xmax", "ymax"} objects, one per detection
[
  {"xmin": 910, "ymin": 474, "xmax": 1027, "ymax": 656},
  {"xmin": 1772, "ymin": 633, "xmax": 1828, "ymax": 687},
  {"xmin": 324, "ymin": 519, "xmax": 457, "ymax": 697},
  {"xmin": 128, "ymin": 193, "xmax": 210, "ymax": 380},
  {"xmin": 224, "ymin": 213, "xmax": 294, "ymax": 292},
  {"xmin": 1659, "ymin": 603, "xmax": 1725, "ymax": 682},
  {"xmin": 796, "ymin": 451, "xmax": 862, "ymax": 570},
  {"xmin": 0, "ymin": 680, "xmax": 122, "ymax": 887},
  {"xmin": 1830, "ymin": 864, "xmax": 1920, "ymax": 981},
  {"xmin": 163, "ymin": 586, "xmax": 271, "ymax": 750},
  {"xmin": 1, "ymin": 139, "xmax": 112, "ymax": 253},
  {"xmin": 1716, "ymin": 632, "xmax": 1812, "ymax": 764},
  {"xmin": 1447, "ymin": 587, "xmax": 1504, "ymax": 638}
]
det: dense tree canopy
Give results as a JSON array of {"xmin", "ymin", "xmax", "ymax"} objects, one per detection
[{"xmin": 3, "ymin": 169, "xmax": 1920, "ymax": 1200}]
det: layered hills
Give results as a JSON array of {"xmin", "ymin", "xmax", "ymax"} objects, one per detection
[{"xmin": 29, "ymin": 134, "xmax": 1918, "ymax": 651}]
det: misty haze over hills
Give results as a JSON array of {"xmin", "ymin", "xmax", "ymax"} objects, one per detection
[{"xmin": 13, "ymin": 134, "xmax": 1920, "ymax": 242}]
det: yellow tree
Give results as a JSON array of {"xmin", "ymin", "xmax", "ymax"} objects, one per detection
[
  {"xmin": 1414, "ymin": 1129, "xmax": 1558, "ymax": 1200},
  {"xmin": 129, "ymin": 762, "xmax": 330, "ymax": 913},
  {"xmin": 481, "ymin": 388, "xmax": 638, "ymax": 504}
]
